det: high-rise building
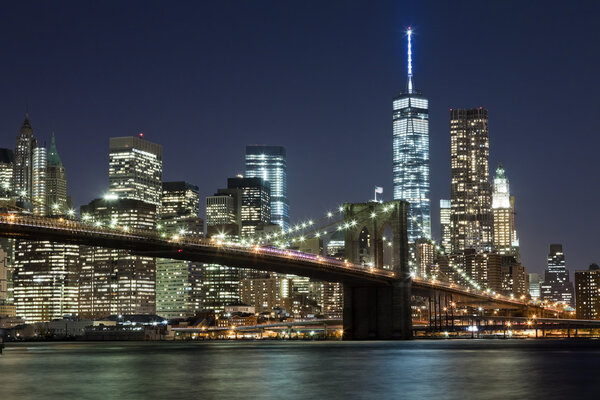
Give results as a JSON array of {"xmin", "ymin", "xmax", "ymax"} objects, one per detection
[
  {"xmin": 239, "ymin": 276, "xmax": 292, "ymax": 314},
  {"xmin": 13, "ymin": 241, "xmax": 79, "ymax": 323},
  {"xmin": 529, "ymin": 273, "xmax": 542, "ymax": 300},
  {"xmin": 392, "ymin": 27, "xmax": 431, "ymax": 242},
  {"xmin": 156, "ymin": 181, "xmax": 204, "ymax": 319},
  {"xmin": 226, "ymin": 177, "xmax": 270, "ymax": 237},
  {"xmin": 0, "ymin": 148, "xmax": 14, "ymax": 201},
  {"xmin": 108, "ymin": 135, "xmax": 163, "ymax": 207},
  {"xmin": 541, "ymin": 244, "xmax": 574, "ymax": 306},
  {"xmin": 79, "ymin": 198, "xmax": 157, "ymax": 319},
  {"xmin": 492, "ymin": 164, "xmax": 519, "ymax": 256},
  {"xmin": 439, "ymin": 199, "xmax": 451, "ymax": 252},
  {"xmin": 13, "ymin": 114, "xmax": 37, "ymax": 203},
  {"xmin": 31, "ymin": 146, "xmax": 47, "ymax": 215},
  {"xmin": 449, "ymin": 108, "xmax": 493, "ymax": 254},
  {"xmin": 575, "ymin": 264, "xmax": 600, "ymax": 320},
  {"xmin": 46, "ymin": 134, "xmax": 69, "ymax": 216},
  {"xmin": 245, "ymin": 145, "xmax": 289, "ymax": 231}
]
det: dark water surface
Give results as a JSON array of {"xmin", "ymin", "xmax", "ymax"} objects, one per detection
[{"xmin": 1, "ymin": 340, "xmax": 599, "ymax": 399}]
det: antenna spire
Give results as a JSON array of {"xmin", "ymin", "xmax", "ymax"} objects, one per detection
[{"xmin": 407, "ymin": 27, "xmax": 413, "ymax": 93}]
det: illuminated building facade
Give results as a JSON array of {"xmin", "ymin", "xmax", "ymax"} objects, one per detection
[
  {"xmin": 492, "ymin": 165, "xmax": 519, "ymax": 256},
  {"xmin": 439, "ymin": 199, "xmax": 451, "ymax": 252},
  {"xmin": 46, "ymin": 134, "xmax": 69, "ymax": 216},
  {"xmin": 321, "ymin": 231, "xmax": 344, "ymax": 319},
  {"xmin": 239, "ymin": 276, "xmax": 292, "ymax": 314},
  {"xmin": 156, "ymin": 181, "xmax": 204, "ymax": 319},
  {"xmin": 541, "ymin": 244, "xmax": 574, "ymax": 306},
  {"xmin": 13, "ymin": 241, "xmax": 79, "ymax": 323},
  {"xmin": 108, "ymin": 135, "xmax": 163, "ymax": 207},
  {"xmin": 13, "ymin": 115, "xmax": 37, "ymax": 203},
  {"xmin": 31, "ymin": 146, "xmax": 47, "ymax": 215},
  {"xmin": 206, "ymin": 191, "xmax": 240, "ymax": 238},
  {"xmin": 245, "ymin": 145, "xmax": 289, "ymax": 231},
  {"xmin": 529, "ymin": 273, "xmax": 542, "ymax": 300},
  {"xmin": 226, "ymin": 177, "xmax": 270, "ymax": 237},
  {"xmin": 0, "ymin": 149, "xmax": 14, "ymax": 201},
  {"xmin": 79, "ymin": 198, "xmax": 157, "ymax": 318},
  {"xmin": 392, "ymin": 27, "xmax": 431, "ymax": 242},
  {"xmin": 575, "ymin": 264, "xmax": 600, "ymax": 320},
  {"xmin": 450, "ymin": 108, "xmax": 493, "ymax": 253}
]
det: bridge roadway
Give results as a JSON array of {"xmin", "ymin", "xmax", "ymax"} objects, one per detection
[{"xmin": 0, "ymin": 213, "xmax": 544, "ymax": 311}]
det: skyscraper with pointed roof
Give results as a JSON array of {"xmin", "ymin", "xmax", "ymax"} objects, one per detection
[
  {"xmin": 13, "ymin": 114, "xmax": 37, "ymax": 203},
  {"xmin": 492, "ymin": 164, "xmax": 519, "ymax": 256},
  {"xmin": 392, "ymin": 27, "xmax": 431, "ymax": 242},
  {"xmin": 46, "ymin": 133, "xmax": 68, "ymax": 216}
]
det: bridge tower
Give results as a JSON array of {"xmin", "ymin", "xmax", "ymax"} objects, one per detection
[{"xmin": 342, "ymin": 200, "xmax": 412, "ymax": 339}]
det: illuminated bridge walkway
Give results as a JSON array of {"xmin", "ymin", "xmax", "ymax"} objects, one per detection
[{"xmin": 0, "ymin": 210, "xmax": 557, "ymax": 339}]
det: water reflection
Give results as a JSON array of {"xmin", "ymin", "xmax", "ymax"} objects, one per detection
[{"xmin": 1, "ymin": 340, "xmax": 599, "ymax": 399}]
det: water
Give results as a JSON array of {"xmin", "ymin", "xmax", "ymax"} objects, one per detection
[{"xmin": 1, "ymin": 340, "xmax": 599, "ymax": 399}]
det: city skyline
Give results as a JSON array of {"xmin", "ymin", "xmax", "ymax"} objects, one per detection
[{"xmin": 0, "ymin": 1, "xmax": 598, "ymax": 274}]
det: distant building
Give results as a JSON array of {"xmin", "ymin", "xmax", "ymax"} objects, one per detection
[
  {"xmin": 449, "ymin": 108, "xmax": 493, "ymax": 254},
  {"xmin": 156, "ymin": 181, "xmax": 204, "ymax": 320},
  {"xmin": 415, "ymin": 239, "xmax": 436, "ymax": 278},
  {"xmin": 439, "ymin": 199, "xmax": 451, "ymax": 252},
  {"xmin": 79, "ymin": 198, "xmax": 157, "ymax": 319},
  {"xmin": 245, "ymin": 145, "xmax": 289, "ymax": 230},
  {"xmin": 46, "ymin": 134, "xmax": 69, "ymax": 216},
  {"xmin": 108, "ymin": 135, "xmax": 163, "ymax": 207},
  {"xmin": 31, "ymin": 146, "xmax": 47, "ymax": 215},
  {"xmin": 239, "ymin": 276, "xmax": 292, "ymax": 314},
  {"xmin": 492, "ymin": 165, "xmax": 519, "ymax": 256},
  {"xmin": 392, "ymin": 27, "xmax": 431, "ymax": 242},
  {"xmin": 540, "ymin": 244, "xmax": 574, "ymax": 306},
  {"xmin": 321, "ymin": 231, "xmax": 345, "ymax": 319},
  {"xmin": 528, "ymin": 273, "xmax": 542, "ymax": 300},
  {"xmin": 13, "ymin": 241, "xmax": 79, "ymax": 323},
  {"xmin": 226, "ymin": 177, "xmax": 270, "ymax": 237},
  {"xmin": 0, "ymin": 148, "xmax": 14, "ymax": 201},
  {"xmin": 575, "ymin": 264, "xmax": 600, "ymax": 320},
  {"xmin": 13, "ymin": 115, "xmax": 37, "ymax": 203}
]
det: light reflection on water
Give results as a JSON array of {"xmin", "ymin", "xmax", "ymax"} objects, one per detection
[{"xmin": 1, "ymin": 340, "xmax": 599, "ymax": 399}]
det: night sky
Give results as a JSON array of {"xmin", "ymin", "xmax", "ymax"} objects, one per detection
[{"xmin": 1, "ymin": 1, "xmax": 598, "ymax": 274}]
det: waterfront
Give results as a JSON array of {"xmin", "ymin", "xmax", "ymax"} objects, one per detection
[{"xmin": 1, "ymin": 340, "xmax": 599, "ymax": 399}]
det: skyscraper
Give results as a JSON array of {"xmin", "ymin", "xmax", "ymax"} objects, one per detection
[
  {"xmin": 31, "ymin": 146, "xmax": 47, "ymax": 216},
  {"xmin": 392, "ymin": 27, "xmax": 431, "ymax": 242},
  {"xmin": 439, "ymin": 199, "xmax": 451, "ymax": 252},
  {"xmin": 245, "ymin": 145, "xmax": 289, "ymax": 231},
  {"xmin": 79, "ymin": 198, "xmax": 157, "ymax": 318},
  {"xmin": 108, "ymin": 135, "xmax": 163, "ymax": 206},
  {"xmin": 13, "ymin": 114, "xmax": 36, "ymax": 203},
  {"xmin": 449, "ymin": 108, "xmax": 493, "ymax": 253},
  {"xmin": 46, "ymin": 134, "xmax": 69, "ymax": 216},
  {"xmin": 575, "ymin": 264, "xmax": 600, "ymax": 320},
  {"xmin": 226, "ymin": 177, "xmax": 270, "ymax": 237},
  {"xmin": 541, "ymin": 244, "xmax": 574, "ymax": 306},
  {"xmin": 492, "ymin": 164, "xmax": 519, "ymax": 256},
  {"xmin": 156, "ymin": 181, "xmax": 204, "ymax": 319},
  {"xmin": 0, "ymin": 149, "xmax": 14, "ymax": 201}
]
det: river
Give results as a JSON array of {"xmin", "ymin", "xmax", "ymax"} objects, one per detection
[{"xmin": 1, "ymin": 340, "xmax": 599, "ymax": 399}]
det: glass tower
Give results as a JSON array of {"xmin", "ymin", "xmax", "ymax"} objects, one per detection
[
  {"xmin": 541, "ymin": 244, "xmax": 574, "ymax": 306},
  {"xmin": 245, "ymin": 145, "xmax": 289, "ymax": 231},
  {"xmin": 392, "ymin": 27, "xmax": 431, "ymax": 242}
]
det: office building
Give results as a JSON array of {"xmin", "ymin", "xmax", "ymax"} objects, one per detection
[
  {"xmin": 0, "ymin": 148, "xmax": 14, "ymax": 201},
  {"xmin": 31, "ymin": 146, "xmax": 47, "ymax": 215},
  {"xmin": 392, "ymin": 27, "xmax": 431, "ymax": 242},
  {"xmin": 108, "ymin": 135, "xmax": 163, "ymax": 206},
  {"xmin": 449, "ymin": 108, "xmax": 493, "ymax": 253},
  {"xmin": 13, "ymin": 241, "xmax": 79, "ymax": 323},
  {"xmin": 575, "ymin": 264, "xmax": 600, "ymax": 320},
  {"xmin": 13, "ymin": 114, "xmax": 37, "ymax": 203},
  {"xmin": 156, "ymin": 181, "xmax": 203, "ymax": 319},
  {"xmin": 79, "ymin": 198, "xmax": 157, "ymax": 319},
  {"xmin": 245, "ymin": 145, "xmax": 289, "ymax": 230},
  {"xmin": 227, "ymin": 177, "xmax": 270, "ymax": 237},
  {"xmin": 206, "ymin": 190, "xmax": 241, "ymax": 238},
  {"xmin": 540, "ymin": 244, "xmax": 574, "ymax": 306},
  {"xmin": 439, "ymin": 199, "xmax": 451, "ymax": 252},
  {"xmin": 492, "ymin": 164, "xmax": 519, "ymax": 256},
  {"xmin": 239, "ymin": 276, "xmax": 292, "ymax": 314},
  {"xmin": 529, "ymin": 273, "xmax": 542, "ymax": 300},
  {"xmin": 46, "ymin": 134, "xmax": 69, "ymax": 216}
]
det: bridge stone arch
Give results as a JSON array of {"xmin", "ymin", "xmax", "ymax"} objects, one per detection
[{"xmin": 341, "ymin": 200, "xmax": 413, "ymax": 340}]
